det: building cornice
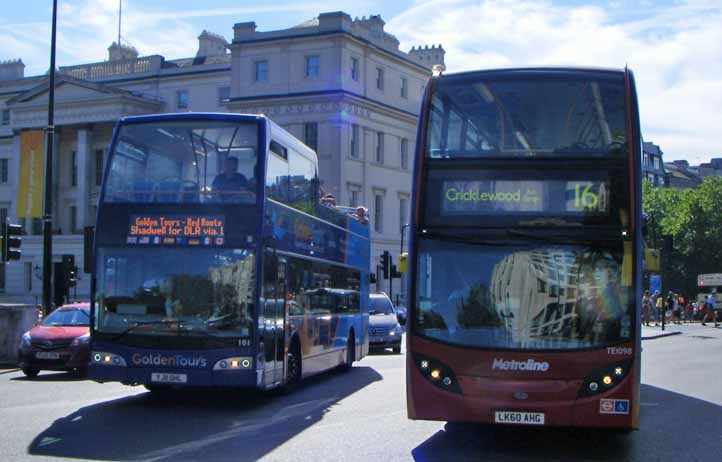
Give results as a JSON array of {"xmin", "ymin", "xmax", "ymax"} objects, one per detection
[{"xmin": 227, "ymin": 89, "xmax": 418, "ymax": 122}]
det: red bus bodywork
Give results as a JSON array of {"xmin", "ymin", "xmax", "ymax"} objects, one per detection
[{"xmin": 406, "ymin": 67, "xmax": 643, "ymax": 430}]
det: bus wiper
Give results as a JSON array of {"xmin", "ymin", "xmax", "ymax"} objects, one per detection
[
  {"xmin": 423, "ymin": 230, "xmax": 517, "ymax": 246},
  {"xmin": 111, "ymin": 320, "xmax": 179, "ymax": 341}
]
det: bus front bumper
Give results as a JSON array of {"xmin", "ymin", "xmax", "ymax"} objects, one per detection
[
  {"xmin": 89, "ymin": 364, "xmax": 258, "ymax": 388},
  {"xmin": 408, "ymin": 367, "xmax": 637, "ymax": 429}
]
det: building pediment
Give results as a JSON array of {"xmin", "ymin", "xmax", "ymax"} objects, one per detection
[{"xmin": 7, "ymin": 75, "xmax": 161, "ymax": 128}]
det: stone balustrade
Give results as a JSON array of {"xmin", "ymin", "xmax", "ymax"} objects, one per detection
[{"xmin": 59, "ymin": 55, "xmax": 164, "ymax": 80}]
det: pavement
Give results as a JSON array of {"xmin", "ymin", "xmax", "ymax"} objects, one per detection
[{"xmin": 641, "ymin": 320, "xmax": 720, "ymax": 339}]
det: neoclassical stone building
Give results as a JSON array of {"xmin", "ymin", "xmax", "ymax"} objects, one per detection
[{"xmin": 0, "ymin": 11, "xmax": 444, "ymax": 303}]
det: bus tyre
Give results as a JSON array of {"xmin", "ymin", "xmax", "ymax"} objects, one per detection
[
  {"xmin": 341, "ymin": 332, "xmax": 355, "ymax": 372},
  {"xmin": 22, "ymin": 367, "xmax": 39, "ymax": 378},
  {"xmin": 144, "ymin": 385, "xmax": 173, "ymax": 397}
]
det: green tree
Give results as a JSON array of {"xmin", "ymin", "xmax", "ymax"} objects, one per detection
[{"xmin": 643, "ymin": 177, "xmax": 722, "ymax": 298}]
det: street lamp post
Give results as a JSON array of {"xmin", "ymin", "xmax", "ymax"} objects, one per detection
[
  {"xmin": 42, "ymin": 0, "xmax": 58, "ymax": 315},
  {"xmin": 400, "ymin": 223, "xmax": 409, "ymax": 254}
]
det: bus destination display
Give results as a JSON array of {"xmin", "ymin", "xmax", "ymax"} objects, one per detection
[
  {"xmin": 441, "ymin": 180, "xmax": 608, "ymax": 215},
  {"xmin": 127, "ymin": 215, "xmax": 225, "ymax": 246}
]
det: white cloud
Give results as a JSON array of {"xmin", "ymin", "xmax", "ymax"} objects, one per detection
[
  {"xmin": 0, "ymin": 0, "xmax": 335, "ymax": 74},
  {"xmin": 389, "ymin": 0, "xmax": 722, "ymax": 162}
]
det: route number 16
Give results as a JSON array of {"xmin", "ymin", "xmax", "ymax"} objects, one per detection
[{"xmin": 574, "ymin": 183, "xmax": 599, "ymax": 210}]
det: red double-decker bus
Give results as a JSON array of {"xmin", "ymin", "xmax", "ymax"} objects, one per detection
[{"xmin": 406, "ymin": 67, "xmax": 642, "ymax": 429}]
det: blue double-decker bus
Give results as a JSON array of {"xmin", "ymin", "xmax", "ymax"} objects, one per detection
[{"xmin": 87, "ymin": 113, "xmax": 370, "ymax": 392}]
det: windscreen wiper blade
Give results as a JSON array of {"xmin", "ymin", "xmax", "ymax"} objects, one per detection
[
  {"xmin": 422, "ymin": 230, "xmax": 519, "ymax": 246},
  {"xmin": 110, "ymin": 319, "xmax": 179, "ymax": 341}
]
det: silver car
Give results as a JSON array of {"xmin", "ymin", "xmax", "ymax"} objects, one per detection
[{"xmin": 368, "ymin": 293, "xmax": 403, "ymax": 354}]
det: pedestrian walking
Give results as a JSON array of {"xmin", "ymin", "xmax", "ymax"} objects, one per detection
[
  {"xmin": 685, "ymin": 301, "xmax": 695, "ymax": 323},
  {"xmin": 666, "ymin": 291, "xmax": 679, "ymax": 324},
  {"xmin": 702, "ymin": 291, "xmax": 719, "ymax": 327},
  {"xmin": 654, "ymin": 291, "xmax": 664, "ymax": 326},
  {"xmin": 642, "ymin": 291, "xmax": 651, "ymax": 326},
  {"xmin": 672, "ymin": 293, "xmax": 682, "ymax": 324}
]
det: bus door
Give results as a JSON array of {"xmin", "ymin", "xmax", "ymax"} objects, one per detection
[{"xmin": 263, "ymin": 253, "xmax": 287, "ymax": 387}]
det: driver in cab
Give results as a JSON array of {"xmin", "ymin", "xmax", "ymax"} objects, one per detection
[{"xmin": 212, "ymin": 156, "xmax": 254, "ymax": 202}]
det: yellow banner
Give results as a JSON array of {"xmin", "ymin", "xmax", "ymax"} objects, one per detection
[{"xmin": 16, "ymin": 130, "xmax": 45, "ymax": 218}]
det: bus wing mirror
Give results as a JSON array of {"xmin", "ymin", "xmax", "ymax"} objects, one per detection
[
  {"xmin": 83, "ymin": 226, "xmax": 94, "ymax": 274},
  {"xmin": 369, "ymin": 273, "xmax": 377, "ymax": 284}
]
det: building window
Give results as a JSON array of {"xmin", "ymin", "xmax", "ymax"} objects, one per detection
[
  {"xmin": 304, "ymin": 122, "xmax": 318, "ymax": 152},
  {"xmin": 70, "ymin": 206, "xmax": 77, "ymax": 233},
  {"xmin": 71, "ymin": 151, "xmax": 77, "ymax": 187},
  {"xmin": 1, "ymin": 109, "xmax": 9, "ymax": 125},
  {"xmin": 351, "ymin": 57, "xmax": 359, "ymax": 81},
  {"xmin": 374, "ymin": 193, "xmax": 384, "ymax": 233},
  {"xmin": 349, "ymin": 189, "xmax": 360, "ymax": 208},
  {"xmin": 401, "ymin": 77, "xmax": 408, "ymax": 98},
  {"xmin": 400, "ymin": 138, "xmax": 409, "ymax": 170},
  {"xmin": 305, "ymin": 55, "xmax": 320, "ymax": 78},
  {"xmin": 643, "ymin": 153, "xmax": 650, "ymax": 167},
  {"xmin": 350, "ymin": 124, "xmax": 360, "ymax": 158},
  {"xmin": 399, "ymin": 197, "xmax": 408, "ymax": 232},
  {"xmin": 176, "ymin": 90, "xmax": 189, "ymax": 109},
  {"xmin": 0, "ymin": 207, "xmax": 7, "ymax": 225},
  {"xmin": 255, "ymin": 60, "xmax": 268, "ymax": 82},
  {"xmin": 217, "ymin": 86, "xmax": 231, "ymax": 104},
  {"xmin": 95, "ymin": 149, "xmax": 104, "ymax": 186},
  {"xmin": 376, "ymin": 132, "xmax": 384, "ymax": 164},
  {"xmin": 0, "ymin": 159, "xmax": 7, "ymax": 183},
  {"xmin": 376, "ymin": 67, "xmax": 384, "ymax": 90}
]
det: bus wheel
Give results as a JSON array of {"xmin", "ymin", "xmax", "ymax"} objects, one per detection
[
  {"xmin": 341, "ymin": 332, "xmax": 355, "ymax": 372},
  {"xmin": 22, "ymin": 367, "xmax": 39, "ymax": 378}
]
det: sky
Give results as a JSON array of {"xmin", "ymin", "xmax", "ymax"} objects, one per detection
[{"xmin": 1, "ymin": 0, "xmax": 720, "ymax": 164}]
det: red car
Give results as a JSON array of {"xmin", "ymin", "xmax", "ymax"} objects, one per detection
[{"xmin": 17, "ymin": 303, "xmax": 91, "ymax": 378}]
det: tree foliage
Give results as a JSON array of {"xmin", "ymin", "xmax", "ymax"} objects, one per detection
[{"xmin": 643, "ymin": 177, "xmax": 722, "ymax": 297}]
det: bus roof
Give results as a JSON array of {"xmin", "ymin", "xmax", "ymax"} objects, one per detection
[
  {"xmin": 436, "ymin": 66, "xmax": 627, "ymax": 81},
  {"xmin": 117, "ymin": 112, "xmax": 266, "ymax": 125}
]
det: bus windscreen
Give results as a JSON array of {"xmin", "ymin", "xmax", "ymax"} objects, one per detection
[
  {"xmin": 426, "ymin": 73, "xmax": 627, "ymax": 158},
  {"xmin": 104, "ymin": 119, "xmax": 258, "ymax": 204},
  {"xmin": 414, "ymin": 238, "xmax": 634, "ymax": 350}
]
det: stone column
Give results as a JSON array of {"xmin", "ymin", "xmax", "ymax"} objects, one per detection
[{"xmin": 76, "ymin": 128, "xmax": 91, "ymax": 232}]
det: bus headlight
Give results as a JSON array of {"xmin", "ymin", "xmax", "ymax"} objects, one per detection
[
  {"xmin": 91, "ymin": 351, "xmax": 127, "ymax": 367},
  {"xmin": 414, "ymin": 353, "xmax": 461, "ymax": 394},
  {"xmin": 578, "ymin": 359, "xmax": 632, "ymax": 397},
  {"xmin": 213, "ymin": 357, "xmax": 253, "ymax": 371}
]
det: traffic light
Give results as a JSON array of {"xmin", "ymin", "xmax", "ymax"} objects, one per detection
[
  {"xmin": 61, "ymin": 254, "xmax": 75, "ymax": 288},
  {"xmin": 1, "ymin": 221, "xmax": 23, "ymax": 262},
  {"xmin": 68, "ymin": 266, "xmax": 78, "ymax": 288},
  {"xmin": 380, "ymin": 251, "xmax": 390, "ymax": 280}
]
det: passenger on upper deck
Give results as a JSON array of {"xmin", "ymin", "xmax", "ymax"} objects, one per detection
[{"xmin": 212, "ymin": 157, "xmax": 253, "ymax": 202}]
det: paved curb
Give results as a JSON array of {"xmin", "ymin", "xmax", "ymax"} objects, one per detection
[{"xmin": 642, "ymin": 331, "xmax": 682, "ymax": 340}]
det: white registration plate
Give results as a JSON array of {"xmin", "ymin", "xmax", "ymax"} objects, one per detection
[
  {"xmin": 35, "ymin": 352, "xmax": 60, "ymax": 360},
  {"xmin": 494, "ymin": 411, "xmax": 545, "ymax": 425},
  {"xmin": 151, "ymin": 373, "xmax": 187, "ymax": 384}
]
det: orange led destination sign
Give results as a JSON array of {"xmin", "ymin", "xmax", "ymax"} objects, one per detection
[{"xmin": 127, "ymin": 215, "xmax": 225, "ymax": 246}]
